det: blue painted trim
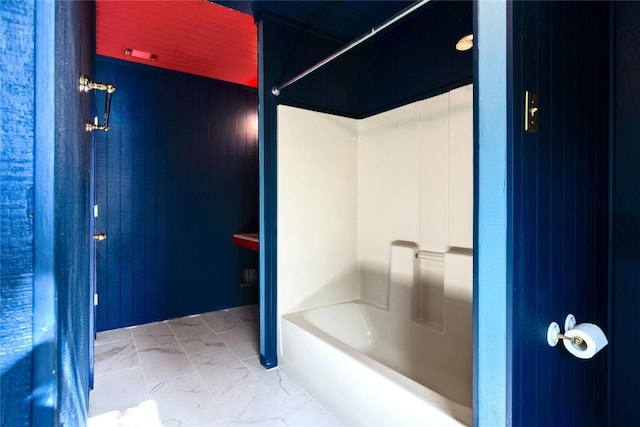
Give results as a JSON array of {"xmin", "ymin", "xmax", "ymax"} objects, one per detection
[
  {"xmin": 258, "ymin": 20, "xmax": 278, "ymax": 368},
  {"xmin": 32, "ymin": 0, "xmax": 58, "ymax": 423},
  {"xmin": 89, "ymin": 130, "xmax": 96, "ymax": 390},
  {"xmin": 89, "ymin": 1, "xmax": 97, "ymax": 391},
  {"xmin": 475, "ymin": 1, "xmax": 509, "ymax": 425},
  {"xmin": 505, "ymin": 3, "xmax": 515, "ymax": 422},
  {"xmin": 472, "ymin": 1, "xmax": 479, "ymax": 423},
  {"xmin": 259, "ymin": 353, "xmax": 277, "ymax": 370}
]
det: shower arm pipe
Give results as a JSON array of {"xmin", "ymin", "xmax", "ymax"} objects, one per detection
[{"xmin": 271, "ymin": 0, "xmax": 431, "ymax": 96}]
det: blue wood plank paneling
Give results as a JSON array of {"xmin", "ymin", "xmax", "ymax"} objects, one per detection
[
  {"xmin": 612, "ymin": 2, "xmax": 640, "ymax": 424},
  {"xmin": 94, "ymin": 57, "xmax": 259, "ymax": 331},
  {"xmin": 54, "ymin": 1, "xmax": 95, "ymax": 425},
  {"xmin": 261, "ymin": 2, "xmax": 472, "ymax": 120},
  {"xmin": 1, "ymin": 2, "xmax": 37, "ymax": 425},
  {"xmin": 358, "ymin": 0, "xmax": 473, "ymax": 117},
  {"xmin": 33, "ymin": 0, "xmax": 58, "ymax": 423},
  {"xmin": 2, "ymin": 1, "xmax": 94, "ymax": 425},
  {"xmin": 510, "ymin": 2, "xmax": 610, "ymax": 425}
]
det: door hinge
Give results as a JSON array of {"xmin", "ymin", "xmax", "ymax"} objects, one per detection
[
  {"xmin": 93, "ymin": 204, "xmax": 99, "ymax": 218},
  {"xmin": 94, "ymin": 293, "xmax": 98, "ymax": 306}
]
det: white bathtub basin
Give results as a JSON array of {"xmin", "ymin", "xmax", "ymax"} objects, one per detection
[{"xmin": 280, "ymin": 301, "xmax": 472, "ymax": 426}]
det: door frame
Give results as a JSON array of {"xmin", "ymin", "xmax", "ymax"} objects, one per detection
[
  {"xmin": 88, "ymin": 125, "xmax": 97, "ymax": 388},
  {"xmin": 32, "ymin": 0, "xmax": 58, "ymax": 424},
  {"xmin": 473, "ymin": 1, "xmax": 510, "ymax": 425}
]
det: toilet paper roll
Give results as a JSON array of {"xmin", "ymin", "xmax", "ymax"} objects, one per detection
[{"xmin": 563, "ymin": 323, "xmax": 608, "ymax": 359}]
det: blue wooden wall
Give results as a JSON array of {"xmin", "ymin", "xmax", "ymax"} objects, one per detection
[
  {"xmin": 259, "ymin": 1, "xmax": 473, "ymax": 119},
  {"xmin": 510, "ymin": 2, "xmax": 610, "ymax": 425},
  {"xmin": 357, "ymin": 0, "xmax": 472, "ymax": 117},
  {"xmin": 257, "ymin": 15, "xmax": 361, "ymax": 367},
  {"xmin": 1, "ymin": 1, "xmax": 94, "ymax": 425},
  {"xmin": 1, "ymin": 2, "xmax": 37, "ymax": 425},
  {"xmin": 258, "ymin": 2, "xmax": 472, "ymax": 367},
  {"xmin": 94, "ymin": 57, "xmax": 259, "ymax": 331},
  {"xmin": 54, "ymin": 1, "xmax": 95, "ymax": 425},
  {"xmin": 612, "ymin": 2, "xmax": 640, "ymax": 424}
]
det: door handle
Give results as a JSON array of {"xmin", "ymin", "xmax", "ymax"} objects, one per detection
[{"xmin": 93, "ymin": 233, "xmax": 107, "ymax": 241}]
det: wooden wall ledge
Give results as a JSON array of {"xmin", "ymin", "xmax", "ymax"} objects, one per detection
[{"xmin": 232, "ymin": 233, "xmax": 259, "ymax": 251}]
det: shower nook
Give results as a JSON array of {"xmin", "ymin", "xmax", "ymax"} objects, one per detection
[
  {"xmin": 256, "ymin": 0, "xmax": 475, "ymax": 424},
  {"xmin": 277, "ymin": 86, "xmax": 473, "ymax": 425}
]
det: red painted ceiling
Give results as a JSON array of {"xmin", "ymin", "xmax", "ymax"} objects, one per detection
[{"xmin": 96, "ymin": 0, "xmax": 257, "ymax": 88}]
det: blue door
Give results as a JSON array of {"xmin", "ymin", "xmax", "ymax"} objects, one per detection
[{"xmin": 509, "ymin": 1, "xmax": 610, "ymax": 425}]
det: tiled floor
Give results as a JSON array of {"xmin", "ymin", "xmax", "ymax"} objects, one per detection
[{"xmin": 88, "ymin": 305, "xmax": 342, "ymax": 427}]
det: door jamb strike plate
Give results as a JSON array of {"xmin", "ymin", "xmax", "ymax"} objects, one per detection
[{"xmin": 525, "ymin": 91, "xmax": 538, "ymax": 133}]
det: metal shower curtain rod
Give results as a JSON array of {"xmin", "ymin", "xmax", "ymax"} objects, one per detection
[{"xmin": 271, "ymin": 0, "xmax": 431, "ymax": 96}]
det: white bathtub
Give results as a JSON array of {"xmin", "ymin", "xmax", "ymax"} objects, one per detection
[{"xmin": 280, "ymin": 301, "xmax": 472, "ymax": 426}]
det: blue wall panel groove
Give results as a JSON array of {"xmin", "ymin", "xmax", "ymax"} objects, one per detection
[
  {"xmin": 95, "ymin": 57, "xmax": 259, "ymax": 331},
  {"xmin": 510, "ymin": 2, "xmax": 609, "ymax": 425}
]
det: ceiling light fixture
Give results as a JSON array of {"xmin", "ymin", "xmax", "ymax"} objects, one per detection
[
  {"xmin": 124, "ymin": 48, "xmax": 157, "ymax": 62},
  {"xmin": 455, "ymin": 34, "xmax": 473, "ymax": 52}
]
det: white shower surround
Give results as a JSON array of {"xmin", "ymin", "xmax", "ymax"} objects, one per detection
[{"xmin": 277, "ymin": 85, "xmax": 474, "ymax": 426}]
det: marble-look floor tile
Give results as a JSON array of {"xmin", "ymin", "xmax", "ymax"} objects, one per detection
[
  {"xmin": 168, "ymin": 315, "xmax": 205, "ymax": 331},
  {"xmin": 94, "ymin": 339, "xmax": 139, "ymax": 376},
  {"xmin": 217, "ymin": 329, "xmax": 258, "ymax": 360},
  {"xmin": 89, "ymin": 367, "xmax": 150, "ymax": 417},
  {"xmin": 227, "ymin": 306, "xmax": 259, "ymax": 335},
  {"xmin": 257, "ymin": 369, "xmax": 302, "ymax": 401},
  {"xmin": 239, "ymin": 356, "xmax": 268, "ymax": 378},
  {"xmin": 228, "ymin": 420, "xmax": 287, "ymax": 427},
  {"xmin": 95, "ymin": 327, "xmax": 134, "ymax": 346},
  {"xmin": 189, "ymin": 347, "xmax": 254, "ymax": 392},
  {"xmin": 281, "ymin": 393, "xmax": 342, "ymax": 426},
  {"xmin": 88, "ymin": 399, "xmax": 164, "ymax": 427},
  {"xmin": 147, "ymin": 373, "xmax": 224, "ymax": 427},
  {"xmin": 227, "ymin": 305, "xmax": 259, "ymax": 322},
  {"xmin": 188, "ymin": 344, "xmax": 238, "ymax": 365},
  {"xmin": 138, "ymin": 341, "xmax": 195, "ymax": 384},
  {"xmin": 200, "ymin": 310, "xmax": 244, "ymax": 334},
  {"xmin": 132, "ymin": 322, "xmax": 175, "ymax": 351},
  {"xmin": 212, "ymin": 379, "xmax": 289, "ymax": 425},
  {"xmin": 173, "ymin": 324, "xmax": 225, "ymax": 355},
  {"xmin": 90, "ymin": 307, "xmax": 342, "ymax": 427}
]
